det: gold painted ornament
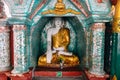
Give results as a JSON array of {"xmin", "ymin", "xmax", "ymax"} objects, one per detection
[{"xmin": 41, "ymin": 0, "xmax": 80, "ymax": 15}]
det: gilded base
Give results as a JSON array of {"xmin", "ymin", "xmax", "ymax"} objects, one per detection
[
  {"xmin": 38, "ymin": 63, "xmax": 80, "ymax": 68},
  {"xmin": 38, "ymin": 53, "xmax": 80, "ymax": 68}
]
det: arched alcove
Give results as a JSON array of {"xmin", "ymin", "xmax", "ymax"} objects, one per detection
[{"xmin": 31, "ymin": 16, "xmax": 86, "ymax": 66}]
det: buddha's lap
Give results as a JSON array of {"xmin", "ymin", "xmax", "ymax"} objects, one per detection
[{"xmin": 38, "ymin": 53, "xmax": 80, "ymax": 66}]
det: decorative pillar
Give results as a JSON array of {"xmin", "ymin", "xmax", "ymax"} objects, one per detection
[
  {"xmin": 0, "ymin": 0, "xmax": 11, "ymax": 72},
  {"xmin": 11, "ymin": 25, "xmax": 29, "ymax": 74},
  {"xmin": 0, "ymin": 26, "xmax": 11, "ymax": 71},
  {"xmin": 89, "ymin": 23, "xmax": 106, "ymax": 75}
]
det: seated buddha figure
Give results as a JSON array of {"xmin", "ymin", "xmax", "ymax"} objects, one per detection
[{"xmin": 38, "ymin": 17, "xmax": 79, "ymax": 68}]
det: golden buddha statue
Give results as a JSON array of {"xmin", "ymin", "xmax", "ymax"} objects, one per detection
[
  {"xmin": 41, "ymin": 0, "xmax": 80, "ymax": 15},
  {"xmin": 38, "ymin": 17, "xmax": 79, "ymax": 68}
]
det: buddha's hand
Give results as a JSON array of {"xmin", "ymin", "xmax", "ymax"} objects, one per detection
[
  {"xmin": 52, "ymin": 50, "xmax": 56, "ymax": 53},
  {"xmin": 58, "ymin": 51, "xmax": 72, "ymax": 56},
  {"xmin": 53, "ymin": 47, "xmax": 64, "ymax": 51}
]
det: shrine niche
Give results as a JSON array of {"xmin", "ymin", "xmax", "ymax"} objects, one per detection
[{"xmin": 0, "ymin": 0, "xmax": 113, "ymax": 80}]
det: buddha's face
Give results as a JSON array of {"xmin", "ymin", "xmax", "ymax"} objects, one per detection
[{"xmin": 54, "ymin": 18, "xmax": 63, "ymax": 28}]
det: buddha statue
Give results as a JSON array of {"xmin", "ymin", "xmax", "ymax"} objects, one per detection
[{"xmin": 38, "ymin": 17, "xmax": 79, "ymax": 68}]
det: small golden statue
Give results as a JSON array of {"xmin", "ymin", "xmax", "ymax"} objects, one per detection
[
  {"xmin": 112, "ymin": 0, "xmax": 120, "ymax": 33},
  {"xmin": 38, "ymin": 17, "xmax": 80, "ymax": 68},
  {"xmin": 41, "ymin": 0, "xmax": 80, "ymax": 15}
]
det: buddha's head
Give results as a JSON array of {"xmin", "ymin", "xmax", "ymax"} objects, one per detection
[
  {"xmin": 53, "ymin": 17, "xmax": 65, "ymax": 28},
  {"xmin": 55, "ymin": 0, "xmax": 65, "ymax": 11}
]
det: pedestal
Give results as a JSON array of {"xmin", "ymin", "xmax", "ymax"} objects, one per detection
[
  {"xmin": 33, "ymin": 66, "xmax": 87, "ymax": 80},
  {"xmin": 85, "ymin": 71, "xmax": 109, "ymax": 80},
  {"xmin": 2, "ymin": 71, "xmax": 32, "ymax": 80},
  {"xmin": 9, "ymin": 72, "xmax": 32, "ymax": 80}
]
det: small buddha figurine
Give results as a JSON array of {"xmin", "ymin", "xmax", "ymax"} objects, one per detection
[
  {"xmin": 41, "ymin": 0, "xmax": 80, "ymax": 15},
  {"xmin": 38, "ymin": 17, "xmax": 79, "ymax": 68}
]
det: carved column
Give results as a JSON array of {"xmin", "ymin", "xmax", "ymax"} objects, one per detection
[
  {"xmin": 11, "ymin": 25, "xmax": 29, "ymax": 74},
  {"xmin": 0, "ymin": 0, "xmax": 11, "ymax": 71},
  {"xmin": 89, "ymin": 23, "xmax": 106, "ymax": 75},
  {"xmin": 0, "ymin": 26, "xmax": 11, "ymax": 71}
]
